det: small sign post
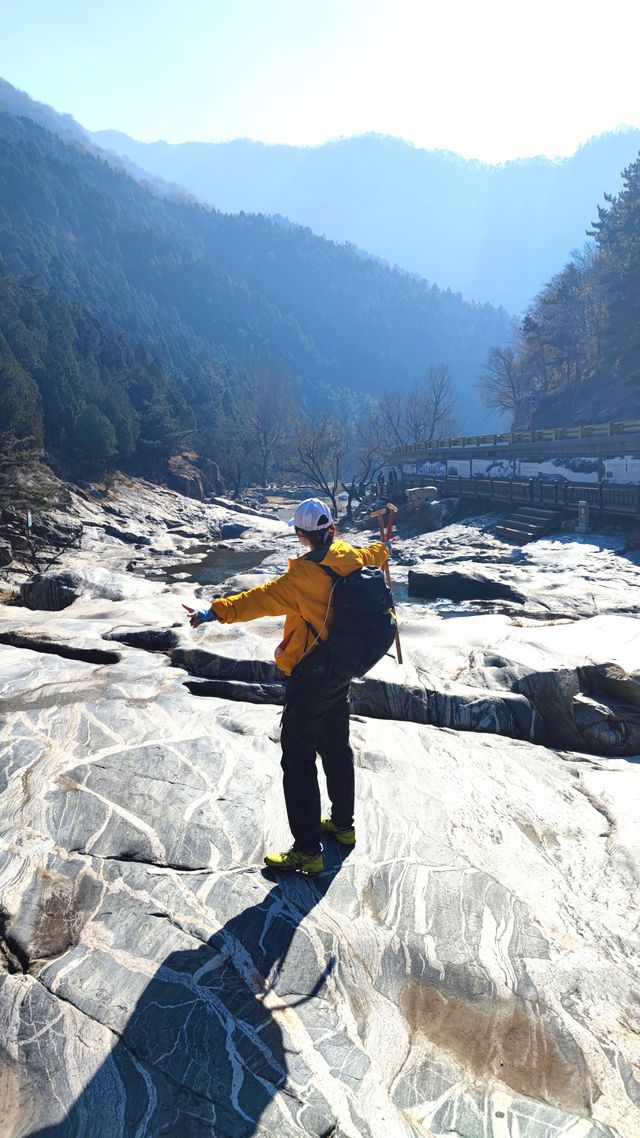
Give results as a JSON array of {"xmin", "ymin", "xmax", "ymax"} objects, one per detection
[{"xmin": 575, "ymin": 500, "xmax": 590, "ymax": 534}]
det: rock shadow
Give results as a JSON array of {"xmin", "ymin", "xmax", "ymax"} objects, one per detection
[{"xmin": 30, "ymin": 846, "xmax": 352, "ymax": 1138}]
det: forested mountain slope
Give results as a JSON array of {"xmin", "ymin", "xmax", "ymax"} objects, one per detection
[
  {"xmin": 0, "ymin": 94, "xmax": 511, "ymax": 445},
  {"xmin": 486, "ymin": 155, "xmax": 640, "ymax": 428},
  {"xmin": 90, "ymin": 127, "xmax": 640, "ymax": 312},
  {"xmin": 0, "ymin": 269, "xmax": 198, "ymax": 478}
]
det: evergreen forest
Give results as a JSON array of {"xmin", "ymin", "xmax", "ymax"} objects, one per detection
[{"xmin": 477, "ymin": 155, "xmax": 640, "ymax": 428}]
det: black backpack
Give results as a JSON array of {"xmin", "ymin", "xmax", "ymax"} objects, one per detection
[{"xmin": 305, "ymin": 548, "xmax": 397, "ymax": 679}]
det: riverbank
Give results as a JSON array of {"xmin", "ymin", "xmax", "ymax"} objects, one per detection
[{"xmin": 1, "ymin": 475, "xmax": 639, "ymax": 1138}]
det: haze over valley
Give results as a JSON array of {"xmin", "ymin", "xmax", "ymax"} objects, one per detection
[{"xmin": 90, "ymin": 126, "xmax": 640, "ymax": 313}]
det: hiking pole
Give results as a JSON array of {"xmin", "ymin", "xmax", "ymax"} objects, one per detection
[
  {"xmin": 371, "ymin": 505, "xmax": 403, "ymax": 665},
  {"xmin": 385, "ymin": 501, "xmax": 397, "ymax": 543}
]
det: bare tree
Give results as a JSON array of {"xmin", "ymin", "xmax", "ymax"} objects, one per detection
[
  {"xmin": 245, "ymin": 369, "xmax": 296, "ymax": 487},
  {"xmin": 0, "ymin": 431, "xmax": 83, "ymax": 578},
  {"xmin": 475, "ymin": 346, "xmax": 525, "ymax": 421},
  {"xmin": 368, "ymin": 365, "xmax": 458, "ymax": 453},
  {"xmin": 206, "ymin": 415, "xmax": 254, "ymax": 498},
  {"xmin": 7, "ymin": 514, "xmax": 83, "ymax": 576},
  {"xmin": 288, "ymin": 415, "xmax": 348, "ymax": 515},
  {"xmin": 405, "ymin": 365, "xmax": 457, "ymax": 443},
  {"xmin": 370, "ymin": 391, "xmax": 407, "ymax": 450},
  {"xmin": 337, "ymin": 410, "xmax": 390, "ymax": 519}
]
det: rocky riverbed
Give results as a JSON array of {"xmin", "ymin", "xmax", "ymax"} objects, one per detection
[{"xmin": 1, "ymin": 479, "xmax": 639, "ymax": 1137}]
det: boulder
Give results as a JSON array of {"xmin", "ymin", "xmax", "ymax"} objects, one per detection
[
  {"xmin": 219, "ymin": 521, "xmax": 249, "ymax": 539},
  {"xmin": 20, "ymin": 567, "xmax": 155, "ymax": 610},
  {"xmin": 167, "ymin": 454, "xmax": 204, "ymax": 500},
  {"xmin": 206, "ymin": 494, "xmax": 280, "ymax": 519},
  {"xmin": 167, "ymin": 454, "xmax": 226, "ymax": 500},
  {"xmin": 457, "ymin": 629, "xmax": 640, "ymax": 757},
  {"xmin": 394, "ymin": 496, "xmax": 459, "ymax": 536},
  {"xmin": 430, "ymin": 496, "xmax": 459, "ymax": 528},
  {"xmin": 198, "ymin": 455, "xmax": 226, "ymax": 496},
  {"xmin": 408, "ymin": 566, "xmax": 527, "ymax": 604},
  {"xmin": 20, "ymin": 570, "xmax": 84, "ymax": 610}
]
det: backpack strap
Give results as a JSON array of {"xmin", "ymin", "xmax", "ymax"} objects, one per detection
[
  {"xmin": 301, "ymin": 546, "xmax": 339, "ymax": 641},
  {"xmin": 304, "ymin": 546, "xmax": 340, "ymax": 582}
]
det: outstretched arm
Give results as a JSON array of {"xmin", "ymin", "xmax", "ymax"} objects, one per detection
[
  {"xmin": 357, "ymin": 540, "xmax": 390, "ymax": 569},
  {"xmin": 211, "ymin": 571, "xmax": 300, "ymax": 624},
  {"xmin": 182, "ymin": 604, "xmax": 218, "ymax": 628}
]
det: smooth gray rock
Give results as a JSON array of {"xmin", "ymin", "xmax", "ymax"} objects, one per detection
[
  {"xmin": 20, "ymin": 566, "xmax": 157, "ymax": 610},
  {"xmin": 1, "ymin": 486, "xmax": 640, "ymax": 1138},
  {"xmin": 103, "ymin": 524, "xmax": 152, "ymax": 545},
  {"xmin": 220, "ymin": 521, "xmax": 250, "ymax": 539},
  {"xmin": 20, "ymin": 569, "xmax": 84, "ymax": 610},
  {"xmin": 0, "ymin": 653, "xmax": 636, "ymax": 1136},
  {"xmin": 0, "ymin": 628, "xmax": 120, "ymax": 665},
  {"xmin": 462, "ymin": 647, "xmax": 640, "ymax": 756},
  {"xmin": 408, "ymin": 566, "xmax": 527, "ymax": 604},
  {"xmin": 183, "ymin": 672, "xmax": 541, "ymax": 741}
]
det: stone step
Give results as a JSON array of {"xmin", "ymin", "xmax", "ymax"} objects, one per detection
[
  {"xmin": 510, "ymin": 508, "xmax": 564, "ymax": 521},
  {"xmin": 496, "ymin": 507, "xmax": 564, "ymax": 544},
  {"xmin": 495, "ymin": 525, "xmax": 541, "ymax": 542},
  {"xmin": 508, "ymin": 516, "xmax": 556, "ymax": 529}
]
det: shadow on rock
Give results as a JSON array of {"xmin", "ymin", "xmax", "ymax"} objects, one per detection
[{"xmin": 31, "ymin": 846, "xmax": 353, "ymax": 1138}]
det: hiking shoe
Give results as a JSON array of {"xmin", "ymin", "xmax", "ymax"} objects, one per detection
[
  {"xmin": 320, "ymin": 818, "xmax": 356, "ymax": 846},
  {"xmin": 264, "ymin": 847, "xmax": 324, "ymax": 875}
]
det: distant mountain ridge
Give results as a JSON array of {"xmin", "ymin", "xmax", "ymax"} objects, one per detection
[
  {"xmin": 90, "ymin": 127, "xmax": 640, "ymax": 312},
  {"xmin": 0, "ymin": 77, "xmax": 512, "ymax": 494}
]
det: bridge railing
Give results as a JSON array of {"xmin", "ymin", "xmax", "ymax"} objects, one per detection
[
  {"xmin": 600, "ymin": 484, "xmax": 640, "ymax": 514},
  {"xmin": 415, "ymin": 477, "xmax": 640, "ymax": 517},
  {"xmin": 394, "ymin": 418, "xmax": 640, "ymax": 457}
]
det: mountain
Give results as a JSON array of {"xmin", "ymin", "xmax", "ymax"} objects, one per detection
[
  {"xmin": 89, "ymin": 128, "xmax": 640, "ymax": 312},
  {"xmin": 508, "ymin": 155, "xmax": 640, "ymax": 428},
  {"xmin": 0, "ymin": 82, "xmax": 511, "ymax": 467}
]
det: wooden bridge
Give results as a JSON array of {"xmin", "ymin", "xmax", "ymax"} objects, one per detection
[
  {"xmin": 391, "ymin": 418, "xmax": 640, "ymax": 524},
  {"xmin": 416, "ymin": 475, "xmax": 640, "ymax": 520}
]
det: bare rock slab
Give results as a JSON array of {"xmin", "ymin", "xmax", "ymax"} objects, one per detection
[{"xmin": 0, "ymin": 631, "xmax": 638, "ymax": 1138}]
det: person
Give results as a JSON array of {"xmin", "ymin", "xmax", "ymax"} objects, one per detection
[{"xmin": 183, "ymin": 498, "xmax": 390, "ymax": 875}]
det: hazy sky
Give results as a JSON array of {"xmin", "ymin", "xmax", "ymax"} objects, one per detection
[{"xmin": 1, "ymin": 0, "xmax": 639, "ymax": 162}]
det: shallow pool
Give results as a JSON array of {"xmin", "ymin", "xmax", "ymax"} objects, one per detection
[
  {"xmin": 391, "ymin": 580, "xmax": 486, "ymax": 616},
  {"xmin": 154, "ymin": 546, "xmax": 276, "ymax": 586}
]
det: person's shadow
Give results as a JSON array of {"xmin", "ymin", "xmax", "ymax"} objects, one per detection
[{"xmin": 31, "ymin": 848, "xmax": 352, "ymax": 1137}]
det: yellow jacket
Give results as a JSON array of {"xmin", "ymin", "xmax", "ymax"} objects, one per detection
[{"xmin": 211, "ymin": 539, "xmax": 389, "ymax": 676}]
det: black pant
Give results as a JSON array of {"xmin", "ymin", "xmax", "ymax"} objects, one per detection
[{"xmin": 280, "ymin": 650, "xmax": 354, "ymax": 855}]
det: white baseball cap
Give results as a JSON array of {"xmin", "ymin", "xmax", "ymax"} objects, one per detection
[{"xmin": 288, "ymin": 498, "xmax": 333, "ymax": 531}]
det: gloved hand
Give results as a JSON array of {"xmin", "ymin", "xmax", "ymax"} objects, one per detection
[
  {"xmin": 182, "ymin": 604, "xmax": 217, "ymax": 628},
  {"xmin": 385, "ymin": 539, "xmax": 395, "ymax": 556}
]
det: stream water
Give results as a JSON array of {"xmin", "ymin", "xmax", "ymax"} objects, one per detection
[
  {"xmin": 158, "ymin": 542, "xmax": 484, "ymax": 617},
  {"xmin": 152, "ymin": 546, "xmax": 276, "ymax": 586}
]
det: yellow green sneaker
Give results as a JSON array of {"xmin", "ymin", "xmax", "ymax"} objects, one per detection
[
  {"xmin": 320, "ymin": 818, "xmax": 356, "ymax": 846},
  {"xmin": 264, "ymin": 846, "xmax": 324, "ymax": 875}
]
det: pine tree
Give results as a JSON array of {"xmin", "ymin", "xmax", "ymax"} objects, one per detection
[{"xmin": 590, "ymin": 156, "xmax": 640, "ymax": 384}]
